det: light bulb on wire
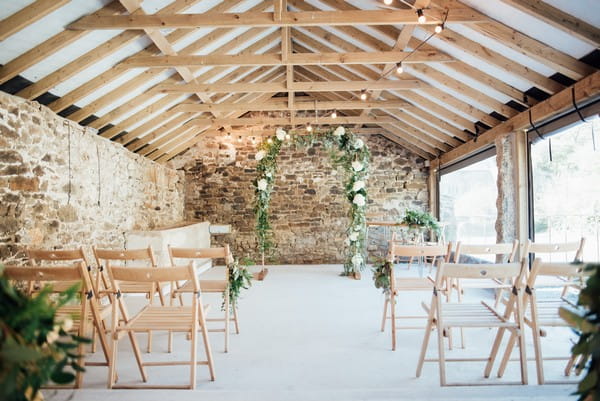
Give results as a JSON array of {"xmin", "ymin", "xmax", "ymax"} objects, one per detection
[
  {"xmin": 417, "ymin": 9, "xmax": 426, "ymax": 24},
  {"xmin": 360, "ymin": 90, "xmax": 368, "ymax": 101},
  {"xmin": 435, "ymin": 23, "xmax": 444, "ymax": 34},
  {"xmin": 306, "ymin": 123, "xmax": 313, "ymax": 132},
  {"xmin": 396, "ymin": 62, "xmax": 403, "ymax": 75},
  {"xmin": 383, "ymin": 0, "xmax": 393, "ymax": 5},
  {"xmin": 331, "ymin": 110, "xmax": 337, "ymax": 119}
]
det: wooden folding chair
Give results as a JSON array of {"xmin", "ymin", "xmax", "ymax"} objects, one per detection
[
  {"xmin": 106, "ymin": 263, "xmax": 215, "ymax": 389},
  {"xmin": 381, "ymin": 242, "xmax": 452, "ymax": 351},
  {"xmin": 168, "ymin": 245, "xmax": 237, "ymax": 353},
  {"xmin": 3, "ymin": 263, "xmax": 93, "ymax": 388},
  {"xmin": 495, "ymin": 258, "xmax": 589, "ymax": 384},
  {"xmin": 93, "ymin": 246, "xmax": 166, "ymax": 353},
  {"xmin": 416, "ymin": 259, "xmax": 528, "ymax": 386},
  {"xmin": 27, "ymin": 247, "xmax": 111, "ymax": 356},
  {"xmin": 450, "ymin": 240, "xmax": 519, "ymax": 347}
]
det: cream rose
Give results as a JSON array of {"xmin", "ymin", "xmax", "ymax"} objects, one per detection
[
  {"xmin": 352, "ymin": 180, "xmax": 365, "ymax": 192},
  {"xmin": 257, "ymin": 178, "xmax": 268, "ymax": 191},
  {"xmin": 255, "ymin": 150, "xmax": 266, "ymax": 161},
  {"xmin": 349, "ymin": 232, "xmax": 359, "ymax": 242},
  {"xmin": 353, "ymin": 193, "xmax": 366, "ymax": 206},
  {"xmin": 351, "ymin": 161, "xmax": 363, "ymax": 172},
  {"xmin": 276, "ymin": 128, "xmax": 286, "ymax": 141},
  {"xmin": 354, "ymin": 139, "xmax": 364, "ymax": 149},
  {"xmin": 333, "ymin": 126, "xmax": 345, "ymax": 137}
]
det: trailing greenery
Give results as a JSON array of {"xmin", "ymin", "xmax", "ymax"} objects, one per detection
[
  {"xmin": 560, "ymin": 263, "xmax": 600, "ymax": 401},
  {"xmin": 254, "ymin": 126, "xmax": 370, "ymax": 276},
  {"xmin": 400, "ymin": 209, "xmax": 441, "ymax": 234},
  {"xmin": 371, "ymin": 259, "xmax": 392, "ymax": 294},
  {"xmin": 223, "ymin": 258, "xmax": 254, "ymax": 312},
  {"xmin": 0, "ymin": 265, "xmax": 90, "ymax": 401}
]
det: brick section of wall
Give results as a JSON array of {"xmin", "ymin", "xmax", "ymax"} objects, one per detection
[
  {"xmin": 170, "ymin": 134, "xmax": 429, "ymax": 264},
  {"xmin": 0, "ymin": 91, "xmax": 185, "ymax": 262}
]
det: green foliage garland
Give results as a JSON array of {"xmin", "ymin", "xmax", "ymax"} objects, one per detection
[
  {"xmin": 371, "ymin": 259, "xmax": 392, "ymax": 294},
  {"xmin": 254, "ymin": 126, "xmax": 370, "ymax": 275},
  {"xmin": 223, "ymin": 258, "xmax": 253, "ymax": 312},
  {"xmin": 401, "ymin": 209, "xmax": 441, "ymax": 234},
  {"xmin": 560, "ymin": 263, "xmax": 600, "ymax": 401},
  {"xmin": 0, "ymin": 265, "xmax": 90, "ymax": 401}
]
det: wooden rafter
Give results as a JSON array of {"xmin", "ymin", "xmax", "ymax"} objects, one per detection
[
  {"xmin": 0, "ymin": 0, "xmax": 71, "ymax": 41},
  {"xmin": 68, "ymin": 9, "xmax": 485, "ymax": 30}
]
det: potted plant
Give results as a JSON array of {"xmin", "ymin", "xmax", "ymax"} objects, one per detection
[{"xmin": 0, "ymin": 265, "xmax": 89, "ymax": 401}]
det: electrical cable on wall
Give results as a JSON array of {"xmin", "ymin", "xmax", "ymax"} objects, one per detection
[{"xmin": 571, "ymin": 86, "xmax": 596, "ymax": 152}]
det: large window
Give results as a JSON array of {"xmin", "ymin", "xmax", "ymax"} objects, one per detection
[
  {"xmin": 530, "ymin": 116, "xmax": 600, "ymax": 262},
  {"xmin": 439, "ymin": 153, "xmax": 498, "ymax": 244}
]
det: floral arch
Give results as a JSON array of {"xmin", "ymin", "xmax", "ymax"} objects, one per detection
[{"xmin": 254, "ymin": 126, "xmax": 370, "ymax": 276}]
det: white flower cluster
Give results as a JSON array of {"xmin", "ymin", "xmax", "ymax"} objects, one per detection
[
  {"xmin": 276, "ymin": 128, "xmax": 286, "ymax": 141},
  {"xmin": 333, "ymin": 126, "xmax": 345, "ymax": 137},
  {"xmin": 257, "ymin": 178, "xmax": 268, "ymax": 191},
  {"xmin": 255, "ymin": 150, "xmax": 266, "ymax": 161}
]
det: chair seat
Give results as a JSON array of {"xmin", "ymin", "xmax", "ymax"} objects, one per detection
[
  {"xmin": 439, "ymin": 302, "xmax": 514, "ymax": 328},
  {"xmin": 119, "ymin": 305, "xmax": 210, "ymax": 332},
  {"xmin": 525, "ymin": 299, "xmax": 576, "ymax": 327}
]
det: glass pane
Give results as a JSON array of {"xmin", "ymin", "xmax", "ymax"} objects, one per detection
[
  {"xmin": 439, "ymin": 156, "xmax": 498, "ymax": 245},
  {"xmin": 531, "ymin": 117, "xmax": 600, "ymax": 262}
]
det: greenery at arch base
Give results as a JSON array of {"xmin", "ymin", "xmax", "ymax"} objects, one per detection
[{"xmin": 253, "ymin": 126, "xmax": 370, "ymax": 276}]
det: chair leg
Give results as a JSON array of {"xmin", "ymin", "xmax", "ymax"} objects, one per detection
[
  {"xmin": 198, "ymin": 305, "xmax": 216, "ymax": 381},
  {"xmin": 233, "ymin": 304, "xmax": 240, "ymax": 335},
  {"xmin": 531, "ymin": 326, "xmax": 545, "ymax": 384},
  {"xmin": 390, "ymin": 293, "xmax": 397, "ymax": 351},
  {"xmin": 108, "ymin": 331, "xmax": 118, "ymax": 389},
  {"xmin": 415, "ymin": 317, "xmax": 434, "ymax": 377},
  {"xmin": 437, "ymin": 323, "xmax": 447, "ymax": 386},
  {"xmin": 381, "ymin": 296, "xmax": 389, "ymax": 332},
  {"xmin": 517, "ymin": 326, "xmax": 529, "ymax": 385},
  {"xmin": 484, "ymin": 327, "xmax": 508, "ymax": 378},
  {"xmin": 496, "ymin": 330, "xmax": 517, "ymax": 378},
  {"xmin": 129, "ymin": 331, "xmax": 148, "ymax": 382},
  {"xmin": 190, "ymin": 325, "xmax": 198, "ymax": 390},
  {"xmin": 224, "ymin": 292, "xmax": 230, "ymax": 353}
]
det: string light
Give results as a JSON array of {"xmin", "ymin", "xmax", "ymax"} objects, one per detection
[
  {"xmin": 435, "ymin": 23, "xmax": 444, "ymax": 33},
  {"xmin": 396, "ymin": 62, "xmax": 403, "ymax": 75},
  {"xmin": 360, "ymin": 89, "xmax": 368, "ymax": 101},
  {"xmin": 331, "ymin": 110, "xmax": 337, "ymax": 119},
  {"xmin": 383, "ymin": 0, "xmax": 393, "ymax": 5},
  {"xmin": 417, "ymin": 9, "xmax": 426, "ymax": 24},
  {"xmin": 267, "ymin": 138, "xmax": 273, "ymax": 144},
  {"xmin": 285, "ymin": 134, "xmax": 291, "ymax": 140},
  {"xmin": 306, "ymin": 123, "xmax": 313, "ymax": 132}
]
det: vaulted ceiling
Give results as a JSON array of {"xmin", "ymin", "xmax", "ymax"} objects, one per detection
[{"xmin": 0, "ymin": 0, "xmax": 598, "ymax": 163}]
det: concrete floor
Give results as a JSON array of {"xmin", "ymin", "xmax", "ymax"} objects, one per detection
[{"xmin": 49, "ymin": 265, "xmax": 577, "ymax": 401}]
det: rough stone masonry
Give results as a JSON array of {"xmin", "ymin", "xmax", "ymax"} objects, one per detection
[
  {"xmin": 170, "ymin": 133, "xmax": 430, "ymax": 264},
  {"xmin": 0, "ymin": 91, "xmax": 184, "ymax": 263}
]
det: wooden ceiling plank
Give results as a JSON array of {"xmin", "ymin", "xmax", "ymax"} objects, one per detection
[
  {"xmin": 500, "ymin": 0, "xmax": 600, "ymax": 46},
  {"xmin": 0, "ymin": 0, "xmax": 71, "ymax": 41},
  {"xmin": 186, "ymin": 115, "xmax": 401, "ymax": 126},
  {"xmin": 379, "ymin": 132, "xmax": 434, "ymax": 160},
  {"xmin": 371, "ymin": 111, "xmax": 451, "ymax": 151},
  {"xmin": 383, "ymin": 108, "xmax": 462, "ymax": 147},
  {"xmin": 171, "ymin": 99, "xmax": 409, "ymax": 113},
  {"xmin": 68, "ymin": 9, "xmax": 486, "ymax": 30},
  {"xmin": 424, "ymin": 26, "xmax": 564, "ymax": 94},
  {"xmin": 14, "ymin": 0, "xmax": 206, "ymax": 100},
  {"xmin": 379, "ymin": 123, "xmax": 441, "ymax": 155},
  {"xmin": 400, "ymin": 91, "xmax": 473, "ymax": 131},
  {"xmin": 120, "ymin": 50, "xmax": 453, "ymax": 68},
  {"xmin": 49, "ymin": 0, "xmax": 268, "ymax": 115},
  {"xmin": 439, "ymin": 71, "xmax": 600, "ymax": 165}
]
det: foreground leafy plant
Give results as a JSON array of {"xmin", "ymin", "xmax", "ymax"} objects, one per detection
[
  {"xmin": 400, "ymin": 209, "xmax": 441, "ymax": 235},
  {"xmin": 559, "ymin": 263, "xmax": 600, "ymax": 401},
  {"xmin": 223, "ymin": 258, "xmax": 254, "ymax": 311},
  {"xmin": 0, "ymin": 265, "xmax": 90, "ymax": 401}
]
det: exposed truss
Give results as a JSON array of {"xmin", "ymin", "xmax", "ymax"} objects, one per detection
[{"xmin": 0, "ymin": 0, "xmax": 598, "ymax": 164}]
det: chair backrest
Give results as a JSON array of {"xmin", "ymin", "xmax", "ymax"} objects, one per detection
[
  {"xmin": 527, "ymin": 257, "xmax": 590, "ymax": 289},
  {"xmin": 454, "ymin": 240, "xmax": 519, "ymax": 264},
  {"xmin": 27, "ymin": 247, "xmax": 92, "ymax": 266},
  {"xmin": 168, "ymin": 245, "xmax": 232, "ymax": 278},
  {"xmin": 3, "ymin": 262, "xmax": 91, "ymax": 296},
  {"xmin": 93, "ymin": 246, "xmax": 157, "ymax": 267},
  {"xmin": 523, "ymin": 238, "xmax": 585, "ymax": 263},
  {"xmin": 108, "ymin": 263, "xmax": 198, "ymax": 293},
  {"xmin": 387, "ymin": 242, "xmax": 452, "ymax": 261},
  {"xmin": 434, "ymin": 260, "xmax": 526, "ymax": 290}
]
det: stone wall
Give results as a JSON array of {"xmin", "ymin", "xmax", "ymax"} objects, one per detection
[
  {"xmin": 0, "ymin": 91, "xmax": 185, "ymax": 263},
  {"xmin": 170, "ymin": 133, "xmax": 429, "ymax": 264}
]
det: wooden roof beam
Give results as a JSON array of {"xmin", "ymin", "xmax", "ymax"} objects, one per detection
[
  {"xmin": 0, "ymin": 0, "xmax": 71, "ymax": 41},
  {"xmin": 68, "ymin": 8, "xmax": 486, "ymax": 30}
]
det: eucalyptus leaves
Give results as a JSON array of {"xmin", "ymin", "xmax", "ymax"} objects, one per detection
[{"xmin": 254, "ymin": 126, "xmax": 370, "ymax": 276}]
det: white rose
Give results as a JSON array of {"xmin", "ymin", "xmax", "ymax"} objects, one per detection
[
  {"xmin": 354, "ymin": 139, "xmax": 364, "ymax": 149},
  {"xmin": 257, "ymin": 179, "xmax": 268, "ymax": 191},
  {"xmin": 47, "ymin": 330, "xmax": 60, "ymax": 344},
  {"xmin": 353, "ymin": 193, "xmax": 366, "ymax": 207},
  {"xmin": 276, "ymin": 128, "xmax": 286, "ymax": 141},
  {"xmin": 352, "ymin": 254, "xmax": 363, "ymax": 267},
  {"xmin": 333, "ymin": 126, "xmax": 345, "ymax": 137},
  {"xmin": 344, "ymin": 238, "xmax": 350, "ymax": 246},
  {"xmin": 352, "ymin": 180, "xmax": 365, "ymax": 192},
  {"xmin": 349, "ymin": 232, "xmax": 359, "ymax": 242},
  {"xmin": 265, "ymin": 171, "xmax": 272, "ymax": 178},
  {"xmin": 60, "ymin": 317, "xmax": 73, "ymax": 332},
  {"xmin": 351, "ymin": 161, "xmax": 363, "ymax": 172},
  {"xmin": 255, "ymin": 150, "xmax": 266, "ymax": 161}
]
